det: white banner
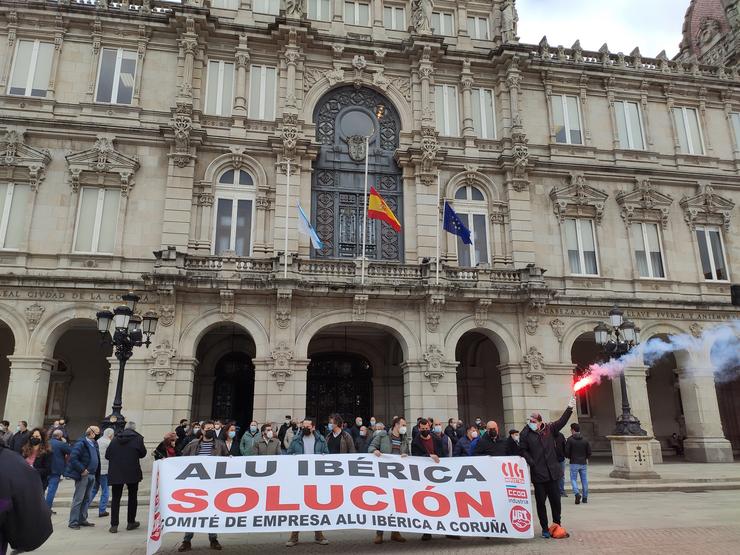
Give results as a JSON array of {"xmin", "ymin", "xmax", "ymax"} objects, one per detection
[{"xmin": 146, "ymin": 454, "xmax": 533, "ymax": 554}]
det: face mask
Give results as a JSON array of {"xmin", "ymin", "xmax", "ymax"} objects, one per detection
[
  {"xmin": 475, "ymin": 420, "xmax": 481, "ymax": 425},
  {"xmin": 528, "ymin": 422, "xmax": 538, "ymax": 432},
  {"xmin": 512, "ymin": 435, "xmax": 520, "ymax": 442},
  {"xmin": 359, "ymin": 430, "xmax": 366, "ymax": 437},
  {"xmin": 250, "ymin": 426, "xmax": 258, "ymax": 434},
  {"xmin": 399, "ymin": 426, "xmax": 407, "ymax": 435},
  {"xmin": 433, "ymin": 426, "xmax": 442, "ymax": 434},
  {"xmin": 30, "ymin": 437, "xmax": 41, "ymax": 446},
  {"xmin": 228, "ymin": 431, "xmax": 236, "ymax": 439},
  {"xmin": 16, "ymin": 426, "xmax": 20, "ymax": 432},
  {"xmin": 355, "ymin": 419, "xmax": 362, "ymax": 426},
  {"xmin": 302, "ymin": 427, "xmax": 312, "ymax": 436},
  {"xmin": 327, "ymin": 423, "xmax": 334, "ymax": 432},
  {"xmin": 266, "ymin": 430, "xmax": 274, "ymax": 439},
  {"xmin": 373, "ymin": 429, "xmax": 382, "ymax": 436},
  {"xmin": 285, "ymin": 419, "xmax": 290, "ymax": 424},
  {"xmin": 94, "ymin": 433, "xmax": 102, "ymax": 441},
  {"xmin": 488, "ymin": 429, "xmax": 498, "ymax": 439},
  {"xmin": 370, "ymin": 420, "xmax": 376, "ymax": 426},
  {"xmin": 420, "ymin": 429, "xmax": 430, "ymax": 437},
  {"xmin": 471, "ymin": 431, "xmax": 479, "ymax": 438},
  {"xmin": 184, "ymin": 426, "xmax": 190, "ymax": 433},
  {"xmin": 0, "ymin": 426, "xmax": 5, "ymax": 433},
  {"xmin": 204, "ymin": 429, "xmax": 216, "ymax": 440},
  {"xmin": 193, "ymin": 427, "xmax": 201, "ymax": 434}
]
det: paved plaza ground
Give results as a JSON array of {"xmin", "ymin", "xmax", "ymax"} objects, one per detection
[{"xmin": 35, "ymin": 460, "xmax": 740, "ymax": 555}]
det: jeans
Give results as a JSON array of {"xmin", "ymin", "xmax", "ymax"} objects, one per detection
[
  {"xmin": 533, "ymin": 479, "xmax": 561, "ymax": 531},
  {"xmin": 558, "ymin": 460, "xmax": 566, "ymax": 494},
  {"xmin": 184, "ymin": 533, "xmax": 217, "ymax": 543},
  {"xmin": 69, "ymin": 474, "xmax": 95, "ymax": 526},
  {"xmin": 88, "ymin": 474, "xmax": 110, "ymax": 514},
  {"xmin": 46, "ymin": 474, "xmax": 61, "ymax": 508},
  {"xmin": 570, "ymin": 463, "xmax": 588, "ymax": 497},
  {"xmin": 111, "ymin": 483, "xmax": 139, "ymax": 526}
]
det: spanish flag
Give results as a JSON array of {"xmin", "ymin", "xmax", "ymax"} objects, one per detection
[{"xmin": 367, "ymin": 186, "xmax": 401, "ymax": 232}]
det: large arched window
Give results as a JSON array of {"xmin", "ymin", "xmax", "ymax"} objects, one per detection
[
  {"xmin": 213, "ymin": 169, "xmax": 255, "ymax": 257},
  {"xmin": 453, "ymin": 184, "xmax": 489, "ymax": 267}
]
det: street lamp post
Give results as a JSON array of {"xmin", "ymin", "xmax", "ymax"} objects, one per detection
[
  {"xmin": 96, "ymin": 292, "xmax": 158, "ymax": 432},
  {"xmin": 594, "ymin": 306, "xmax": 647, "ymax": 436}
]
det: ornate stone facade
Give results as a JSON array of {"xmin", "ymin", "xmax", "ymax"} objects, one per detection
[{"xmin": 0, "ymin": 1, "xmax": 737, "ymax": 462}]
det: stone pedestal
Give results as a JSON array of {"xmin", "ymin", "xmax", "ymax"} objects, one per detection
[
  {"xmin": 607, "ymin": 435, "xmax": 661, "ymax": 479},
  {"xmin": 612, "ymin": 366, "xmax": 663, "ymax": 463}
]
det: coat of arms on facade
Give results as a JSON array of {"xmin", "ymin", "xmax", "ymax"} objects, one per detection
[{"xmin": 344, "ymin": 135, "xmax": 367, "ymax": 162}]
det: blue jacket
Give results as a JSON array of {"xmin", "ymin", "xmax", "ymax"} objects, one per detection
[
  {"xmin": 63, "ymin": 437, "xmax": 100, "ymax": 481},
  {"xmin": 49, "ymin": 438, "xmax": 71, "ymax": 476},
  {"xmin": 453, "ymin": 435, "xmax": 475, "ymax": 457},
  {"xmin": 287, "ymin": 432, "xmax": 329, "ymax": 454}
]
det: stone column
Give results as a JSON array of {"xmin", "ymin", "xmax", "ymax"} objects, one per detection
[
  {"xmin": 403, "ymin": 352, "xmax": 458, "ymax": 422},
  {"xmin": 460, "ymin": 60, "xmax": 475, "ymax": 149},
  {"xmin": 610, "ymin": 365, "xmax": 662, "ymax": 463},
  {"xmin": 233, "ymin": 35, "xmax": 250, "ymax": 125},
  {"xmin": 418, "ymin": 50, "xmax": 434, "ymax": 127},
  {"xmin": 674, "ymin": 349, "xmax": 733, "ymax": 462},
  {"xmin": 4, "ymin": 356, "xmax": 55, "ymax": 429},
  {"xmin": 254, "ymin": 355, "xmax": 309, "ymax": 426}
]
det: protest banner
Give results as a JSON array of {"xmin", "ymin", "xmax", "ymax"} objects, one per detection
[{"xmin": 147, "ymin": 454, "xmax": 533, "ymax": 554}]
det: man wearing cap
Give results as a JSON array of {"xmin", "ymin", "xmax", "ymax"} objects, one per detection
[{"xmin": 519, "ymin": 395, "xmax": 576, "ymax": 539}]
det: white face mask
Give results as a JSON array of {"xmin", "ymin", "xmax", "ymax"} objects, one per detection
[
  {"xmin": 356, "ymin": 419, "xmax": 362, "ymax": 426},
  {"xmin": 399, "ymin": 426, "xmax": 407, "ymax": 435},
  {"xmin": 512, "ymin": 434, "xmax": 520, "ymax": 442},
  {"xmin": 266, "ymin": 430, "xmax": 274, "ymax": 439},
  {"xmin": 370, "ymin": 420, "xmax": 376, "ymax": 425},
  {"xmin": 471, "ymin": 431, "xmax": 479, "ymax": 438}
]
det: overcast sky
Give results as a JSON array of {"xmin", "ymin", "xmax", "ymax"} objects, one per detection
[{"xmin": 516, "ymin": 0, "xmax": 688, "ymax": 58}]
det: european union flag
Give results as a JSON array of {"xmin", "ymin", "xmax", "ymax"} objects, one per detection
[{"xmin": 443, "ymin": 202, "xmax": 472, "ymax": 245}]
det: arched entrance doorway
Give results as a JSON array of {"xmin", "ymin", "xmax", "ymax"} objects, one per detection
[
  {"xmin": 456, "ymin": 332, "xmax": 504, "ymax": 426},
  {"xmin": 713, "ymin": 334, "xmax": 740, "ymax": 451},
  {"xmin": 312, "ymin": 86, "xmax": 403, "ymax": 261},
  {"xmin": 0, "ymin": 321, "xmax": 14, "ymax": 418},
  {"xmin": 306, "ymin": 324, "xmax": 404, "ymax": 427},
  {"xmin": 192, "ymin": 324, "xmax": 255, "ymax": 430},
  {"xmin": 646, "ymin": 335, "xmax": 685, "ymax": 455},
  {"xmin": 571, "ymin": 332, "xmax": 616, "ymax": 452},
  {"xmin": 47, "ymin": 320, "xmax": 112, "ymax": 438}
]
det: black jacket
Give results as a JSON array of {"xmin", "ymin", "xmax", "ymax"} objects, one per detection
[
  {"xmin": 444, "ymin": 425, "xmax": 458, "ymax": 446},
  {"xmin": 153, "ymin": 441, "xmax": 180, "ymax": 461},
  {"xmin": 354, "ymin": 434, "xmax": 372, "ymax": 454},
  {"xmin": 505, "ymin": 437, "xmax": 521, "ymax": 457},
  {"xmin": 473, "ymin": 433, "xmax": 508, "ymax": 456},
  {"xmin": 175, "ymin": 425, "xmax": 188, "ymax": 441},
  {"xmin": 9, "ymin": 431, "xmax": 30, "ymax": 454},
  {"xmin": 564, "ymin": 433, "xmax": 592, "ymax": 465},
  {"xmin": 106, "ymin": 429, "xmax": 146, "ymax": 485},
  {"xmin": 30, "ymin": 451, "xmax": 52, "ymax": 490},
  {"xmin": 0, "ymin": 444, "xmax": 53, "ymax": 554},
  {"xmin": 519, "ymin": 407, "xmax": 573, "ymax": 483},
  {"xmin": 278, "ymin": 422, "xmax": 290, "ymax": 444},
  {"xmin": 555, "ymin": 432, "xmax": 566, "ymax": 462},
  {"xmin": 410, "ymin": 433, "xmax": 446, "ymax": 457}
]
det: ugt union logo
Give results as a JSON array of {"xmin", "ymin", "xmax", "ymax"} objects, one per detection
[
  {"xmin": 501, "ymin": 461, "xmax": 525, "ymax": 484},
  {"xmin": 509, "ymin": 505, "xmax": 531, "ymax": 533}
]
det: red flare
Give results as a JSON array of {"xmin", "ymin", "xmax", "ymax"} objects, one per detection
[{"xmin": 573, "ymin": 374, "xmax": 597, "ymax": 393}]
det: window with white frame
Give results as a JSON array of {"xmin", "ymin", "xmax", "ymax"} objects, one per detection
[
  {"xmin": 431, "ymin": 11, "xmax": 455, "ymax": 36},
  {"xmin": 730, "ymin": 113, "xmax": 740, "ymax": 150},
  {"xmin": 73, "ymin": 187, "xmax": 120, "ymax": 254},
  {"xmin": 345, "ymin": 1, "xmax": 370, "ymax": 26},
  {"xmin": 205, "ymin": 61, "xmax": 235, "ymax": 117},
  {"xmin": 214, "ymin": 169, "xmax": 255, "ymax": 257},
  {"xmin": 8, "ymin": 40, "xmax": 54, "ymax": 98},
  {"xmin": 0, "ymin": 182, "xmax": 31, "ymax": 249},
  {"xmin": 453, "ymin": 185, "xmax": 489, "ymax": 267},
  {"xmin": 252, "ymin": 0, "xmax": 280, "ymax": 15},
  {"xmin": 695, "ymin": 225, "xmax": 729, "ymax": 281},
  {"xmin": 95, "ymin": 48, "xmax": 137, "ymax": 105},
  {"xmin": 615, "ymin": 100, "xmax": 645, "ymax": 150},
  {"xmin": 211, "ymin": 0, "xmax": 239, "ymax": 8},
  {"xmin": 308, "ymin": 0, "xmax": 332, "ymax": 21},
  {"xmin": 672, "ymin": 106, "xmax": 704, "ymax": 155},
  {"xmin": 472, "ymin": 88, "xmax": 496, "ymax": 139},
  {"xmin": 564, "ymin": 218, "xmax": 598, "ymax": 275},
  {"xmin": 383, "ymin": 5, "xmax": 406, "ymax": 30},
  {"xmin": 551, "ymin": 94, "xmax": 583, "ymax": 145},
  {"xmin": 248, "ymin": 65, "xmax": 277, "ymax": 121},
  {"xmin": 466, "ymin": 16, "xmax": 490, "ymax": 40},
  {"xmin": 631, "ymin": 222, "xmax": 665, "ymax": 278},
  {"xmin": 435, "ymin": 84, "xmax": 459, "ymax": 136}
]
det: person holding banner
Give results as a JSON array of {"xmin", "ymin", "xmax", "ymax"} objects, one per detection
[
  {"xmin": 251, "ymin": 423, "xmax": 281, "ymax": 456},
  {"xmin": 326, "ymin": 415, "xmax": 356, "ymax": 455},
  {"xmin": 238, "ymin": 421, "xmax": 260, "ymax": 456},
  {"xmin": 453, "ymin": 424, "xmax": 479, "ymax": 457},
  {"xmin": 286, "ymin": 418, "xmax": 330, "ymax": 547},
  {"xmin": 410, "ymin": 418, "xmax": 447, "ymax": 542},
  {"xmin": 474, "ymin": 421, "xmax": 508, "ymax": 457},
  {"xmin": 519, "ymin": 397, "xmax": 576, "ymax": 539}
]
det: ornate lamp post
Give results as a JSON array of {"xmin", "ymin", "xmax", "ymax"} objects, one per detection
[
  {"xmin": 594, "ymin": 306, "xmax": 647, "ymax": 436},
  {"xmin": 96, "ymin": 292, "xmax": 158, "ymax": 432}
]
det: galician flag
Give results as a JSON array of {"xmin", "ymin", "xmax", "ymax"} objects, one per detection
[
  {"xmin": 367, "ymin": 186, "xmax": 401, "ymax": 232},
  {"xmin": 297, "ymin": 202, "xmax": 324, "ymax": 250}
]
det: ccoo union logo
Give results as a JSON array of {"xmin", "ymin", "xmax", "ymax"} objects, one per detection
[
  {"xmin": 510, "ymin": 505, "xmax": 531, "ymax": 533},
  {"xmin": 506, "ymin": 486, "xmax": 528, "ymax": 501},
  {"xmin": 501, "ymin": 461, "xmax": 525, "ymax": 484}
]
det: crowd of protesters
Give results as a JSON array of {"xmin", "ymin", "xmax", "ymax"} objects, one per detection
[{"xmin": 0, "ymin": 395, "xmax": 590, "ymax": 551}]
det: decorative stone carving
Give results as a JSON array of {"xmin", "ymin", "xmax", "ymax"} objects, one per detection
[
  {"xmin": 539, "ymin": 36, "xmax": 550, "ymax": 58},
  {"xmin": 284, "ymin": 0, "xmax": 303, "ymax": 18},
  {"xmin": 170, "ymin": 103, "xmax": 194, "ymax": 168},
  {"xmin": 198, "ymin": 192, "xmax": 214, "ymax": 207},
  {"xmin": 270, "ymin": 342, "xmax": 294, "ymax": 391},
  {"xmin": 572, "ymin": 40, "xmax": 583, "ymax": 63},
  {"xmin": 219, "ymin": 290, "xmax": 234, "ymax": 320},
  {"xmin": 303, "ymin": 68, "xmax": 323, "ymax": 92},
  {"xmin": 352, "ymin": 55, "xmax": 366, "ymax": 88},
  {"xmin": 276, "ymin": 289, "xmax": 292, "ymax": 329},
  {"xmin": 525, "ymin": 317, "xmax": 538, "ymax": 336},
  {"xmin": 616, "ymin": 178, "xmax": 673, "ymax": 229},
  {"xmin": 389, "ymin": 77, "xmax": 412, "ymax": 101},
  {"xmin": 418, "ymin": 126, "xmax": 440, "ymax": 185},
  {"xmin": 474, "ymin": 299, "xmax": 492, "ymax": 327},
  {"xmin": 501, "ymin": 0, "xmax": 519, "ymax": 44},
  {"xmin": 423, "ymin": 345, "xmax": 445, "ymax": 391},
  {"xmin": 524, "ymin": 346, "xmax": 546, "ymax": 392},
  {"xmin": 24, "ymin": 303, "xmax": 45, "ymax": 331},
  {"xmin": 353, "ymin": 294, "xmax": 368, "ymax": 322},
  {"xmin": 550, "ymin": 172, "xmax": 609, "ymax": 225},
  {"xmin": 0, "ymin": 129, "xmax": 52, "ymax": 191},
  {"xmin": 689, "ymin": 322, "xmax": 703, "ymax": 338},
  {"xmin": 425, "ymin": 294, "xmax": 445, "ymax": 332},
  {"xmin": 157, "ymin": 286, "xmax": 175, "ymax": 327},
  {"xmin": 549, "ymin": 318, "xmax": 565, "ymax": 343},
  {"xmin": 149, "ymin": 340, "xmax": 175, "ymax": 391},
  {"xmin": 411, "ymin": 0, "xmax": 433, "ymax": 35},
  {"xmin": 159, "ymin": 305, "xmax": 175, "ymax": 327},
  {"xmin": 66, "ymin": 136, "xmax": 140, "ymax": 196},
  {"xmin": 680, "ymin": 182, "xmax": 734, "ymax": 231},
  {"xmin": 281, "ymin": 113, "xmax": 299, "ymax": 156}
]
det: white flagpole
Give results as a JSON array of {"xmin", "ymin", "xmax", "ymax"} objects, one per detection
[
  {"xmin": 283, "ymin": 159, "xmax": 291, "ymax": 279},
  {"xmin": 436, "ymin": 171, "xmax": 441, "ymax": 285},
  {"xmin": 360, "ymin": 135, "xmax": 370, "ymax": 286}
]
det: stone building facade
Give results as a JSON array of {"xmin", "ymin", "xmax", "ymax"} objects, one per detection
[{"xmin": 0, "ymin": 0, "xmax": 737, "ymax": 463}]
